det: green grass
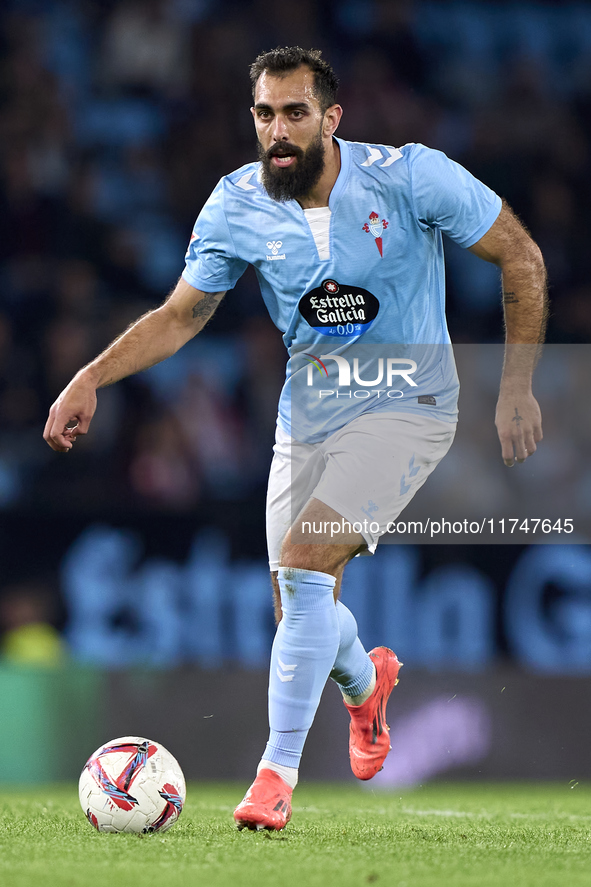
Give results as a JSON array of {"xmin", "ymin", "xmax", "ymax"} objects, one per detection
[{"xmin": 1, "ymin": 782, "xmax": 591, "ymax": 887}]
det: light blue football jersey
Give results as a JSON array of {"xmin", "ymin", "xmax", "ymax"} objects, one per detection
[{"xmin": 183, "ymin": 138, "xmax": 501, "ymax": 443}]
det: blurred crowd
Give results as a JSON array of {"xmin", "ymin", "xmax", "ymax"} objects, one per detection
[{"xmin": 1, "ymin": 0, "xmax": 591, "ymax": 514}]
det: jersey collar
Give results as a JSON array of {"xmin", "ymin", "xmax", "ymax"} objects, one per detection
[{"xmin": 328, "ymin": 137, "xmax": 350, "ymax": 211}]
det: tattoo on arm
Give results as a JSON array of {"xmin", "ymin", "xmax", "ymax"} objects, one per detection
[
  {"xmin": 503, "ymin": 291, "xmax": 519, "ymax": 304},
  {"xmin": 192, "ymin": 292, "xmax": 222, "ymax": 321}
]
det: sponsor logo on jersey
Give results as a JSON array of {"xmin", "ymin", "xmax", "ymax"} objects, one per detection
[
  {"xmin": 298, "ymin": 279, "xmax": 379, "ymax": 337},
  {"xmin": 362, "ymin": 211, "xmax": 389, "ymax": 256},
  {"xmin": 266, "ymin": 240, "xmax": 286, "ymax": 260}
]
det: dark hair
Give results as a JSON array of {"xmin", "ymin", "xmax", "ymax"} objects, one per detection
[{"xmin": 249, "ymin": 47, "xmax": 339, "ymax": 113}]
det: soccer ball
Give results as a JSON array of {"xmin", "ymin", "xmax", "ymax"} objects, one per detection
[{"xmin": 79, "ymin": 736, "xmax": 186, "ymax": 834}]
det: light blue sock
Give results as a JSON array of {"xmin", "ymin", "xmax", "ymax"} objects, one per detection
[
  {"xmin": 262, "ymin": 567, "xmax": 339, "ymax": 768},
  {"xmin": 330, "ymin": 600, "xmax": 374, "ymax": 697}
]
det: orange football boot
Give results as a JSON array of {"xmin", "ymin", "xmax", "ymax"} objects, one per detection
[
  {"xmin": 233, "ymin": 768, "xmax": 293, "ymax": 831},
  {"xmin": 344, "ymin": 646, "xmax": 401, "ymax": 780}
]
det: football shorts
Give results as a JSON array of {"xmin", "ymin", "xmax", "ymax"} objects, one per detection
[{"xmin": 266, "ymin": 411, "xmax": 456, "ymax": 570}]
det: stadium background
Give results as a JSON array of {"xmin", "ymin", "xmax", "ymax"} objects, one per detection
[{"xmin": 1, "ymin": 0, "xmax": 591, "ymax": 785}]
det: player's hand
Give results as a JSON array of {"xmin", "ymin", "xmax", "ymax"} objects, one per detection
[
  {"xmin": 43, "ymin": 375, "xmax": 98, "ymax": 453},
  {"xmin": 495, "ymin": 388, "xmax": 542, "ymax": 467}
]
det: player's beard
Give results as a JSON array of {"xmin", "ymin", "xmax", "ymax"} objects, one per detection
[{"xmin": 258, "ymin": 130, "xmax": 325, "ymax": 202}]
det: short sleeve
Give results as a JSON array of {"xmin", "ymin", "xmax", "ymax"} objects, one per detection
[
  {"xmin": 182, "ymin": 180, "xmax": 248, "ymax": 292},
  {"xmin": 408, "ymin": 144, "xmax": 502, "ymax": 248}
]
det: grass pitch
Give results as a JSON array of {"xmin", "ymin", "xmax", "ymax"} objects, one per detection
[{"xmin": 1, "ymin": 782, "xmax": 590, "ymax": 887}]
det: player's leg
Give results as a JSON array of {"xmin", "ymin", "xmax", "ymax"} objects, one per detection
[
  {"xmin": 287, "ymin": 413, "xmax": 455, "ymax": 780},
  {"xmin": 270, "ymin": 538, "xmax": 397, "ymax": 782},
  {"xmin": 235, "ymin": 429, "xmax": 344, "ymax": 829},
  {"xmin": 268, "ymin": 487, "xmax": 375, "ymax": 707},
  {"xmin": 279, "ymin": 503, "xmax": 400, "ymax": 781},
  {"xmin": 269, "ymin": 544, "xmax": 376, "ymax": 718},
  {"xmin": 236, "ymin": 492, "xmax": 401, "ymax": 829},
  {"xmin": 235, "ymin": 414, "xmax": 455, "ymax": 828},
  {"xmin": 235, "ymin": 417, "xmax": 401, "ymax": 829},
  {"xmin": 234, "ymin": 502, "xmax": 362, "ymax": 831},
  {"xmin": 270, "ymin": 558, "xmax": 375, "ymax": 706}
]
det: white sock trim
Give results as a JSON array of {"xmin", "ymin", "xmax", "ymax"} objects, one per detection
[
  {"xmin": 258, "ymin": 760, "xmax": 299, "ymax": 789},
  {"xmin": 277, "ymin": 566, "xmax": 337, "ymax": 586},
  {"xmin": 341, "ymin": 663, "xmax": 377, "ymax": 706}
]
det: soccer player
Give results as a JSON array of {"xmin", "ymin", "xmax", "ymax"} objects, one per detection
[{"xmin": 44, "ymin": 47, "xmax": 547, "ymax": 831}]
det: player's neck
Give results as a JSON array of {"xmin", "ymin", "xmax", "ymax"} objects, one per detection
[{"xmin": 297, "ymin": 139, "xmax": 341, "ymax": 210}]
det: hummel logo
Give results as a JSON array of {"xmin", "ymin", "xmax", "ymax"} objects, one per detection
[
  {"xmin": 266, "ymin": 240, "xmax": 286, "ymax": 261},
  {"xmin": 400, "ymin": 453, "xmax": 421, "ymax": 496},
  {"xmin": 361, "ymin": 146, "xmax": 403, "ymax": 168},
  {"xmin": 236, "ymin": 171, "xmax": 256, "ymax": 190},
  {"xmin": 276, "ymin": 657, "xmax": 297, "ymax": 682}
]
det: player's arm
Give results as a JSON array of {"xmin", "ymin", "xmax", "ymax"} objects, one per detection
[
  {"xmin": 43, "ymin": 277, "xmax": 226, "ymax": 453},
  {"xmin": 468, "ymin": 201, "xmax": 548, "ymax": 466}
]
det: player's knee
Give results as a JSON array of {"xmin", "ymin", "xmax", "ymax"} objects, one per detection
[
  {"xmin": 279, "ymin": 541, "xmax": 345, "ymax": 576},
  {"xmin": 270, "ymin": 571, "xmax": 282, "ymax": 624}
]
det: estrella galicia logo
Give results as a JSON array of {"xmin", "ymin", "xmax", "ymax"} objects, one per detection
[{"xmin": 298, "ymin": 279, "xmax": 379, "ymax": 337}]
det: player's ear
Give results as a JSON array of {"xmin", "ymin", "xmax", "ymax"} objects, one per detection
[{"xmin": 323, "ymin": 104, "xmax": 342, "ymax": 138}]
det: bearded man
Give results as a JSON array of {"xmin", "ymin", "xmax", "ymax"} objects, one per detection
[{"xmin": 45, "ymin": 47, "xmax": 547, "ymax": 831}]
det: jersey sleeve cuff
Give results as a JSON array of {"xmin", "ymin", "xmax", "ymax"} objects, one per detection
[
  {"xmin": 181, "ymin": 267, "xmax": 234, "ymax": 292},
  {"xmin": 456, "ymin": 194, "xmax": 503, "ymax": 249}
]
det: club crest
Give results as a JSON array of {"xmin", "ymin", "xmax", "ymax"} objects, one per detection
[{"xmin": 362, "ymin": 212, "xmax": 389, "ymax": 256}]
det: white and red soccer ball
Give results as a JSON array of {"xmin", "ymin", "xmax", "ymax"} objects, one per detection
[{"xmin": 79, "ymin": 736, "xmax": 186, "ymax": 834}]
